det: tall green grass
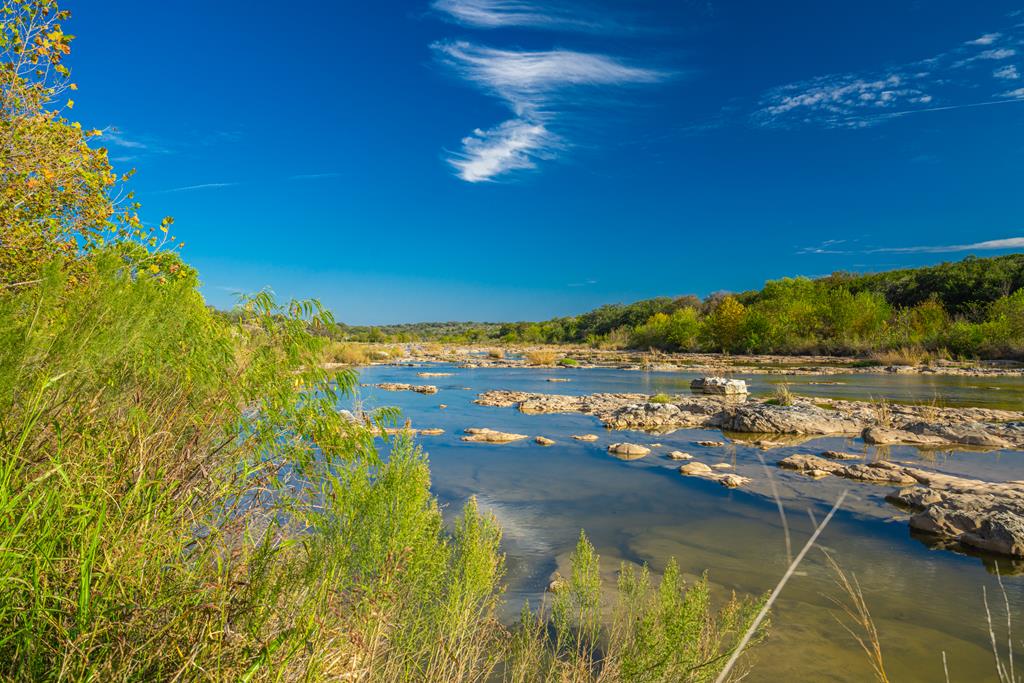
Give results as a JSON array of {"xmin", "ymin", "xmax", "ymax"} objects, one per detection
[{"xmin": 0, "ymin": 250, "xmax": 764, "ymax": 681}]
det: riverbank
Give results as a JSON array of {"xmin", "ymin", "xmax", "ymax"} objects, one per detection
[{"xmin": 327, "ymin": 342, "xmax": 1024, "ymax": 378}]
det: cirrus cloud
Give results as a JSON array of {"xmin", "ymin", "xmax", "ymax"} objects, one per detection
[{"xmin": 433, "ymin": 41, "xmax": 666, "ymax": 181}]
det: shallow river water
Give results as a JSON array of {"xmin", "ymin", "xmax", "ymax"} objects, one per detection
[{"xmin": 355, "ymin": 364, "xmax": 1024, "ymax": 682}]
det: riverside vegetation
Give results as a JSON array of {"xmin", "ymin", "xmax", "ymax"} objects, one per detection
[
  {"xmin": 0, "ymin": 2, "xmax": 765, "ymax": 681},
  {"xmin": 334, "ymin": 255, "xmax": 1024, "ymax": 361}
]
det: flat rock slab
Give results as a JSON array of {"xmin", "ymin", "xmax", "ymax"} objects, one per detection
[
  {"xmin": 461, "ymin": 428, "xmax": 528, "ymax": 443},
  {"xmin": 777, "ymin": 454, "xmax": 917, "ymax": 485},
  {"xmin": 862, "ymin": 426, "xmax": 947, "ymax": 446},
  {"xmin": 821, "ymin": 450, "xmax": 861, "ymax": 460},
  {"xmin": 721, "ymin": 402, "xmax": 862, "ymax": 435},
  {"xmin": 572, "ymin": 434, "xmax": 599, "ymax": 441},
  {"xmin": 374, "ymin": 383, "xmax": 438, "ymax": 395},
  {"xmin": 607, "ymin": 442, "xmax": 651, "ymax": 459},
  {"xmin": 667, "ymin": 451, "xmax": 693, "ymax": 460},
  {"xmin": 378, "ymin": 426, "xmax": 445, "ymax": 437}
]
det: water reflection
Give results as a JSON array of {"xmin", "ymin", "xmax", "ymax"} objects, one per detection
[{"xmin": 354, "ymin": 364, "xmax": 1024, "ymax": 682}]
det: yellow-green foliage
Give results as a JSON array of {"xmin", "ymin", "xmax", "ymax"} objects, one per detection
[
  {"xmin": 505, "ymin": 533, "xmax": 765, "ymax": 682},
  {"xmin": 0, "ymin": 4, "xmax": 768, "ymax": 680},
  {"xmin": 324, "ymin": 340, "xmax": 371, "ymax": 364},
  {"xmin": 0, "ymin": 252, "xmax": 509, "ymax": 681}
]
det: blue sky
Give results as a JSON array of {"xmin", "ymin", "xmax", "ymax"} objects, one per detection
[{"xmin": 68, "ymin": 0, "xmax": 1024, "ymax": 324}]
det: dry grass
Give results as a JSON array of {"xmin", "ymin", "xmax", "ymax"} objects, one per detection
[
  {"xmin": 823, "ymin": 552, "xmax": 890, "ymax": 683},
  {"xmin": 488, "ymin": 348, "xmax": 505, "ymax": 359},
  {"xmin": 324, "ymin": 341, "xmax": 371, "ymax": 365},
  {"xmin": 772, "ymin": 383, "xmax": 795, "ymax": 406},
  {"xmin": 983, "ymin": 570, "xmax": 1019, "ymax": 683},
  {"xmin": 870, "ymin": 346, "xmax": 930, "ymax": 366},
  {"xmin": 525, "ymin": 349, "xmax": 558, "ymax": 365},
  {"xmin": 871, "ymin": 397, "xmax": 893, "ymax": 428}
]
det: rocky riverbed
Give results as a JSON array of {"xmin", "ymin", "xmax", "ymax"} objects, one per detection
[
  {"xmin": 473, "ymin": 380, "xmax": 1024, "ymax": 559},
  {"xmin": 363, "ymin": 344, "xmax": 1024, "ymax": 378},
  {"xmin": 474, "ymin": 387, "xmax": 1024, "ymax": 448}
]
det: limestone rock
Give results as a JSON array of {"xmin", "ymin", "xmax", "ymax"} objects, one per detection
[
  {"xmin": 374, "ymin": 383, "xmax": 439, "ymax": 395},
  {"xmin": 679, "ymin": 462, "xmax": 713, "ymax": 475},
  {"xmin": 535, "ymin": 436, "xmax": 555, "ymax": 446},
  {"xmin": 821, "ymin": 450, "xmax": 860, "ymax": 460},
  {"xmin": 721, "ymin": 402, "xmax": 862, "ymax": 435},
  {"xmin": 862, "ymin": 426, "xmax": 947, "ymax": 446},
  {"xmin": 461, "ymin": 428, "xmax": 528, "ymax": 444},
  {"xmin": 607, "ymin": 442, "xmax": 651, "ymax": 459},
  {"xmin": 667, "ymin": 451, "xmax": 693, "ymax": 460},
  {"xmin": 690, "ymin": 377, "xmax": 749, "ymax": 395},
  {"xmin": 572, "ymin": 434, "xmax": 599, "ymax": 441}
]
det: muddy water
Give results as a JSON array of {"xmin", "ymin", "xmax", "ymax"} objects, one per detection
[{"xmin": 355, "ymin": 364, "xmax": 1024, "ymax": 682}]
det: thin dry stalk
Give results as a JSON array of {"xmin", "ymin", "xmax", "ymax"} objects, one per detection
[
  {"xmin": 714, "ymin": 490, "xmax": 848, "ymax": 683},
  {"xmin": 822, "ymin": 551, "xmax": 889, "ymax": 683},
  {"xmin": 983, "ymin": 567, "xmax": 1020, "ymax": 683}
]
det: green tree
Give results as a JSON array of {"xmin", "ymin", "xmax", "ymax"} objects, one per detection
[{"xmin": 703, "ymin": 296, "xmax": 747, "ymax": 353}]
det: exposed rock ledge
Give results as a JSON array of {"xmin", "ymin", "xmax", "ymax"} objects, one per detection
[
  {"xmin": 461, "ymin": 428, "xmax": 528, "ymax": 443},
  {"xmin": 778, "ymin": 454, "xmax": 1024, "ymax": 558},
  {"xmin": 371, "ymin": 383, "xmax": 438, "ymax": 395},
  {"xmin": 474, "ymin": 388, "xmax": 1024, "ymax": 448}
]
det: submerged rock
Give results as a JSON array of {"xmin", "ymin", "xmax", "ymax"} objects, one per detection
[
  {"xmin": 695, "ymin": 440, "xmax": 726, "ymax": 447},
  {"xmin": 821, "ymin": 450, "xmax": 861, "ymax": 460},
  {"xmin": 778, "ymin": 454, "xmax": 917, "ymax": 485},
  {"xmin": 607, "ymin": 442, "xmax": 651, "ymax": 459},
  {"xmin": 691, "ymin": 377, "xmax": 748, "ymax": 395},
  {"xmin": 572, "ymin": 434, "xmax": 599, "ymax": 441},
  {"xmin": 679, "ymin": 461, "xmax": 750, "ymax": 488},
  {"xmin": 679, "ymin": 462, "xmax": 712, "ymax": 475},
  {"xmin": 862, "ymin": 426, "xmax": 947, "ymax": 446},
  {"xmin": 461, "ymin": 428, "xmax": 528, "ymax": 443}
]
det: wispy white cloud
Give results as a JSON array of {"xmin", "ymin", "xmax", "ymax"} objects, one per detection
[
  {"xmin": 868, "ymin": 237, "xmax": 1024, "ymax": 254},
  {"xmin": 800, "ymin": 237, "xmax": 1024, "ymax": 255},
  {"xmin": 101, "ymin": 130, "xmax": 148, "ymax": 149},
  {"xmin": 448, "ymin": 120, "xmax": 560, "ymax": 182},
  {"xmin": 433, "ymin": 41, "xmax": 665, "ymax": 181},
  {"xmin": 431, "ymin": 0, "xmax": 601, "ymax": 31},
  {"xmin": 434, "ymin": 42, "xmax": 663, "ymax": 116},
  {"xmin": 967, "ymin": 32, "xmax": 1002, "ymax": 45},
  {"xmin": 994, "ymin": 64, "xmax": 1020, "ymax": 79},
  {"xmin": 1003, "ymin": 86, "xmax": 1024, "ymax": 98},
  {"xmin": 155, "ymin": 182, "xmax": 238, "ymax": 194},
  {"xmin": 755, "ymin": 23, "xmax": 1024, "ymax": 129}
]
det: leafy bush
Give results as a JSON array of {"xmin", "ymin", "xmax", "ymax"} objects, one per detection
[{"xmin": 505, "ymin": 533, "xmax": 765, "ymax": 682}]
